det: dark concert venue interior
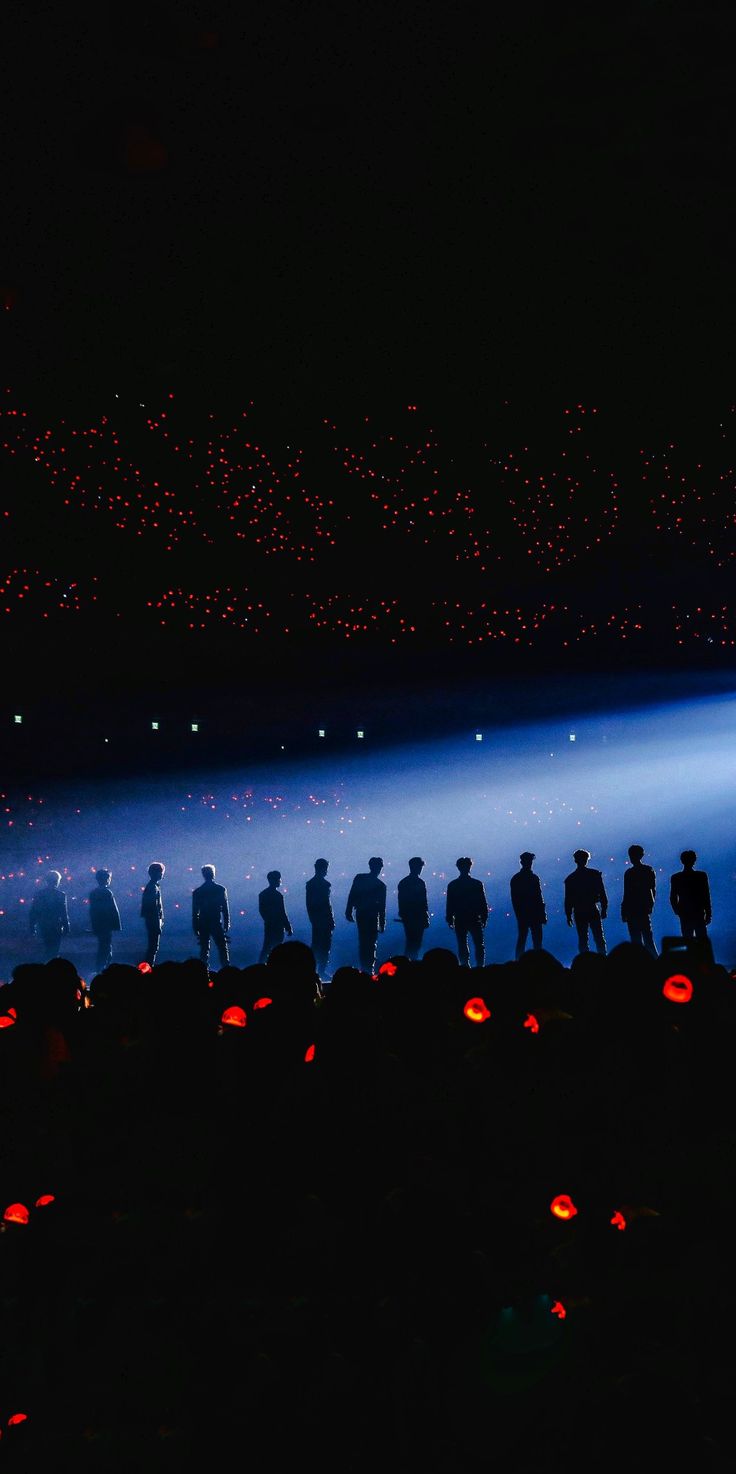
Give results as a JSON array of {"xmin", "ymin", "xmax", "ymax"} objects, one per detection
[{"xmin": 2, "ymin": 5, "xmax": 736, "ymax": 1471}]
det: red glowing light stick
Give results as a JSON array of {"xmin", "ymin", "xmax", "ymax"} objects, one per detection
[
  {"xmin": 253, "ymin": 996, "xmax": 273, "ymax": 1010},
  {"xmin": 304, "ymin": 1043, "xmax": 315, "ymax": 1062},
  {"xmin": 378, "ymin": 961, "xmax": 397, "ymax": 976},
  {"xmin": 2, "ymin": 1203, "xmax": 30, "ymax": 1225},
  {"xmin": 550, "ymin": 1300, "xmax": 567, "ymax": 1319},
  {"xmin": 610, "ymin": 1210, "xmax": 627, "ymax": 1231},
  {"xmin": 220, "ymin": 1006, "xmax": 246, "ymax": 1028},
  {"xmin": 137, "ymin": 961, "xmax": 152, "ymax": 974},
  {"xmin": 35, "ymin": 1194, "xmax": 55, "ymax": 1208},
  {"xmin": 524, "ymin": 1012, "xmax": 540, "ymax": 1033},
  {"xmin": 550, "ymin": 1194, "xmax": 578, "ymax": 1221},
  {"xmin": 662, "ymin": 974, "xmax": 693, "ymax": 1003},
  {"xmin": 464, "ymin": 996, "xmax": 491, "ymax": 1023},
  {"xmin": 7, "ymin": 1413, "xmax": 28, "ymax": 1425},
  {"xmin": 0, "ymin": 1014, "xmax": 16, "ymax": 1029}
]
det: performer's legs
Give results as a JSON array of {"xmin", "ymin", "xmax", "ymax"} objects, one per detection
[
  {"xmin": 589, "ymin": 913, "xmax": 607, "ymax": 956},
  {"xmin": 145, "ymin": 924, "xmax": 161, "ymax": 966},
  {"xmin": 455, "ymin": 925, "xmax": 470, "ymax": 967},
  {"xmin": 575, "ymin": 915, "xmax": 590, "ymax": 953},
  {"xmin": 469, "ymin": 922, "xmax": 485, "ymax": 968},
  {"xmin": 357, "ymin": 915, "xmax": 378, "ymax": 974},
  {"xmin": 212, "ymin": 921, "xmax": 229, "ymax": 967},
  {"xmin": 515, "ymin": 921, "xmax": 529, "ymax": 961}
]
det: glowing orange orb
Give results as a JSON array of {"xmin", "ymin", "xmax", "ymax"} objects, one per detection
[
  {"xmin": 220, "ymin": 1006, "xmax": 246, "ymax": 1028},
  {"xmin": 550, "ymin": 1194, "xmax": 578, "ymax": 1221},
  {"xmin": 464, "ymin": 997, "xmax": 491, "ymax": 1023},
  {"xmin": 3, "ymin": 1203, "xmax": 30, "ymax": 1226},
  {"xmin": 662, "ymin": 974, "xmax": 693, "ymax": 1004}
]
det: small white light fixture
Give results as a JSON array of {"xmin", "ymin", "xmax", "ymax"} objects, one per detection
[
  {"xmin": 569, "ymin": 732, "xmax": 576, "ymax": 742},
  {"xmin": 356, "ymin": 729, "xmax": 365, "ymax": 740},
  {"xmin": 151, "ymin": 721, "xmax": 159, "ymax": 731},
  {"xmin": 13, "ymin": 714, "xmax": 22, "ymax": 725},
  {"xmin": 475, "ymin": 731, "xmax": 483, "ymax": 742}
]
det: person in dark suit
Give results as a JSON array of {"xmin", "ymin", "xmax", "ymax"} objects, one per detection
[
  {"xmin": 192, "ymin": 864, "xmax": 230, "ymax": 969},
  {"xmin": 29, "ymin": 870, "xmax": 70, "ymax": 960},
  {"xmin": 397, "ymin": 856, "xmax": 430, "ymax": 960},
  {"xmin": 305, "ymin": 858, "xmax": 335, "ymax": 980},
  {"xmin": 258, "ymin": 870, "xmax": 293, "ymax": 963},
  {"xmin": 670, "ymin": 850, "xmax": 712, "ymax": 941},
  {"xmin": 510, "ymin": 852, "xmax": 547, "ymax": 960},
  {"xmin": 345, "ymin": 857, "xmax": 387, "ymax": 974},
  {"xmin": 141, "ymin": 861, "xmax": 165, "ymax": 966},
  {"xmin": 621, "ymin": 844, "xmax": 657, "ymax": 956},
  {"xmin": 89, "ymin": 868, "xmax": 122, "ymax": 973},
  {"xmin": 446, "ymin": 857, "xmax": 489, "ymax": 967},
  {"xmin": 564, "ymin": 849, "xmax": 608, "ymax": 955}
]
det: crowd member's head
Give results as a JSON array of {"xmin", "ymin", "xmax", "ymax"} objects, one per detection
[
  {"xmin": 46, "ymin": 870, "xmax": 62, "ymax": 889},
  {"xmin": 202, "ymin": 864, "xmax": 216, "ymax": 881},
  {"xmin": 519, "ymin": 852, "xmax": 535, "ymax": 869},
  {"xmin": 573, "ymin": 849, "xmax": 590, "ymax": 867},
  {"xmin": 368, "ymin": 857, "xmax": 383, "ymax": 875},
  {"xmin": 408, "ymin": 856, "xmax": 425, "ymax": 874},
  {"xmin": 628, "ymin": 845, "xmax": 645, "ymax": 863},
  {"xmin": 266, "ymin": 870, "xmax": 281, "ymax": 887},
  {"xmin": 148, "ymin": 862, "xmax": 165, "ymax": 881},
  {"xmin": 456, "ymin": 857, "xmax": 473, "ymax": 874},
  {"xmin": 680, "ymin": 850, "xmax": 697, "ymax": 869},
  {"xmin": 95, "ymin": 868, "xmax": 112, "ymax": 887}
]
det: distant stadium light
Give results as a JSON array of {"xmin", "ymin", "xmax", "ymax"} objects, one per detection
[
  {"xmin": 569, "ymin": 732, "xmax": 576, "ymax": 742},
  {"xmin": 318, "ymin": 728, "xmax": 326, "ymax": 738},
  {"xmin": 13, "ymin": 714, "xmax": 22, "ymax": 724},
  {"xmin": 151, "ymin": 721, "xmax": 159, "ymax": 731},
  {"xmin": 191, "ymin": 722, "xmax": 199, "ymax": 733},
  {"xmin": 475, "ymin": 731, "xmax": 483, "ymax": 742},
  {"xmin": 356, "ymin": 729, "xmax": 365, "ymax": 740}
]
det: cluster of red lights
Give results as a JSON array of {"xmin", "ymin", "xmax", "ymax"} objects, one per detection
[{"xmin": 1, "ymin": 393, "xmax": 733, "ymax": 652}]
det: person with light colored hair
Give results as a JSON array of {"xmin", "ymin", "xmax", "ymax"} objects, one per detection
[
  {"xmin": 192, "ymin": 864, "xmax": 230, "ymax": 969},
  {"xmin": 29, "ymin": 869, "xmax": 70, "ymax": 960}
]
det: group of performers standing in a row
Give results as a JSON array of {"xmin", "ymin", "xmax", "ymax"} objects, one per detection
[{"xmin": 25, "ymin": 846, "xmax": 713, "ymax": 978}]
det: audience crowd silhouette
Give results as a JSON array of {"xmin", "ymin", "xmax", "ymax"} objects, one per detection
[{"xmin": 4, "ymin": 842, "xmax": 731, "ymax": 1470}]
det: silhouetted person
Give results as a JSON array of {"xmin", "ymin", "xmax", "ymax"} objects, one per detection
[
  {"xmin": 259, "ymin": 870, "xmax": 293, "ymax": 963},
  {"xmin": 192, "ymin": 864, "xmax": 230, "ymax": 969},
  {"xmin": 29, "ymin": 869, "xmax": 70, "ymax": 960},
  {"xmin": 565, "ymin": 849, "xmax": 608, "ymax": 955},
  {"xmin": 446, "ymin": 857, "xmax": 489, "ymax": 967},
  {"xmin": 305, "ymin": 858, "xmax": 334, "ymax": 979},
  {"xmin": 89, "ymin": 868, "xmax": 121, "ymax": 973},
  {"xmin": 621, "ymin": 845, "xmax": 657, "ymax": 956},
  {"xmin": 397, "ymin": 856, "xmax": 430, "ymax": 960},
  {"xmin": 670, "ymin": 850, "xmax": 711, "ymax": 941},
  {"xmin": 346, "ymin": 857, "xmax": 387, "ymax": 973},
  {"xmin": 141, "ymin": 861, "xmax": 165, "ymax": 966},
  {"xmin": 510, "ymin": 851, "xmax": 547, "ymax": 960}
]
